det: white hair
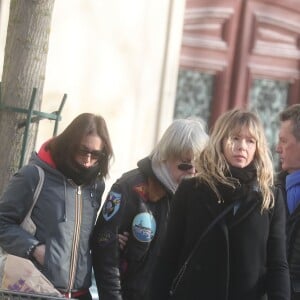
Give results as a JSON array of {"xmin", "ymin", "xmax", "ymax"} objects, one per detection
[{"xmin": 151, "ymin": 118, "xmax": 208, "ymax": 161}]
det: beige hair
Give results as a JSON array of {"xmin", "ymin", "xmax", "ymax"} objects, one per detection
[
  {"xmin": 195, "ymin": 108, "xmax": 274, "ymax": 211},
  {"xmin": 151, "ymin": 118, "xmax": 208, "ymax": 161}
]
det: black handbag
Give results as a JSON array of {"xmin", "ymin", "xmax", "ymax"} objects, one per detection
[{"xmin": 169, "ymin": 199, "xmax": 241, "ymax": 297}]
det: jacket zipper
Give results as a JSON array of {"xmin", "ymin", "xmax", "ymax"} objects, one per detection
[{"xmin": 66, "ymin": 185, "xmax": 83, "ymax": 297}]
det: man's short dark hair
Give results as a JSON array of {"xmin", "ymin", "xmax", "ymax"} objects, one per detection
[{"xmin": 280, "ymin": 104, "xmax": 300, "ymax": 141}]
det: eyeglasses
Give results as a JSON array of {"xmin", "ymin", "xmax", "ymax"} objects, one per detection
[
  {"xmin": 77, "ymin": 148, "xmax": 105, "ymax": 160},
  {"xmin": 177, "ymin": 163, "xmax": 194, "ymax": 171}
]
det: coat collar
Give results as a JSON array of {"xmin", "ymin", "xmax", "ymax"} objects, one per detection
[
  {"xmin": 136, "ymin": 156, "xmax": 172, "ymax": 202},
  {"xmin": 201, "ymin": 182, "xmax": 261, "ymax": 227}
]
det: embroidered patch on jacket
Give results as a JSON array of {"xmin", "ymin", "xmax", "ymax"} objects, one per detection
[
  {"xmin": 133, "ymin": 183, "xmax": 148, "ymax": 202},
  {"xmin": 102, "ymin": 192, "xmax": 121, "ymax": 221},
  {"xmin": 97, "ymin": 231, "xmax": 115, "ymax": 247},
  {"xmin": 132, "ymin": 212, "xmax": 156, "ymax": 242}
]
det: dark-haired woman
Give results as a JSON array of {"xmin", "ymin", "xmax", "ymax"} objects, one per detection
[{"xmin": 0, "ymin": 113, "xmax": 113, "ymax": 300}]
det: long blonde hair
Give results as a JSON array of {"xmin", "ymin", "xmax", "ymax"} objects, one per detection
[{"xmin": 195, "ymin": 109, "xmax": 274, "ymax": 211}]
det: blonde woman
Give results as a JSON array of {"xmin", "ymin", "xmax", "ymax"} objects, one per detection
[{"xmin": 151, "ymin": 109, "xmax": 290, "ymax": 300}]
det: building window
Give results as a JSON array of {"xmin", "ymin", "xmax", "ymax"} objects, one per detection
[{"xmin": 174, "ymin": 69, "xmax": 214, "ymax": 124}]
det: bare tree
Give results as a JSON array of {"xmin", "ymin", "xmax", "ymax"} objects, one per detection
[{"xmin": 0, "ymin": 0, "xmax": 55, "ymax": 193}]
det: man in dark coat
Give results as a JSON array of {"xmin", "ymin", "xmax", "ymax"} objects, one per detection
[{"xmin": 276, "ymin": 104, "xmax": 300, "ymax": 299}]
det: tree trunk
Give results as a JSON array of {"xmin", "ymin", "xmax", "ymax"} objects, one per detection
[{"xmin": 0, "ymin": 0, "xmax": 55, "ymax": 193}]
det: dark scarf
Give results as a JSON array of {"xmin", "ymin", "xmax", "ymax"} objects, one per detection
[
  {"xmin": 221, "ymin": 163, "xmax": 258, "ymax": 204},
  {"xmin": 57, "ymin": 159, "xmax": 101, "ymax": 186},
  {"xmin": 38, "ymin": 141, "xmax": 100, "ymax": 185},
  {"xmin": 229, "ymin": 163, "xmax": 257, "ymax": 186}
]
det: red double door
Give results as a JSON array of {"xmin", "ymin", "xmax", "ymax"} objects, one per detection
[{"xmin": 175, "ymin": 0, "xmax": 300, "ymax": 132}]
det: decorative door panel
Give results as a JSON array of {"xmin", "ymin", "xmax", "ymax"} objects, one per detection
[
  {"xmin": 232, "ymin": 0, "xmax": 300, "ymax": 107},
  {"xmin": 174, "ymin": 0, "xmax": 243, "ymax": 126},
  {"xmin": 175, "ymin": 0, "xmax": 300, "ymax": 162},
  {"xmin": 231, "ymin": 0, "xmax": 300, "ymax": 159}
]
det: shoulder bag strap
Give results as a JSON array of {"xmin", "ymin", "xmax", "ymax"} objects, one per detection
[
  {"xmin": 20, "ymin": 165, "xmax": 45, "ymax": 229},
  {"xmin": 31, "ymin": 165, "xmax": 45, "ymax": 212}
]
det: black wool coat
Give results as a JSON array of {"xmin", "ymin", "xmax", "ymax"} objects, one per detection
[
  {"xmin": 276, "ymin": 171, "xmax": 300, "ymax": 298},
  {"xmin": 150, "ymin": 177, "xmax": 290, "ymax": 300}
]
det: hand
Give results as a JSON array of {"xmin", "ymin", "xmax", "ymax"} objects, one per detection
[
  {"xmin": 118, "ymin": 231, "xmax": 129, "ymax": 251},
  {"xmin": 32, "ymin": 244, "xmax": 46, "ymax": 266}
]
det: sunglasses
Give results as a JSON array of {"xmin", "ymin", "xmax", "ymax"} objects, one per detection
[
  {"xmin": 177, "ymin": 163, "xmax": 194, "ymax": 171},
  {"xmin": 77, "ymin": 148, "xmax": 105, "ymax": 160}
]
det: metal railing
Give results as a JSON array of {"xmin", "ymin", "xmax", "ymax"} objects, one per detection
[{"xmin": 0, "ymin": 82, "xmax": 67, "ymax": 168}]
